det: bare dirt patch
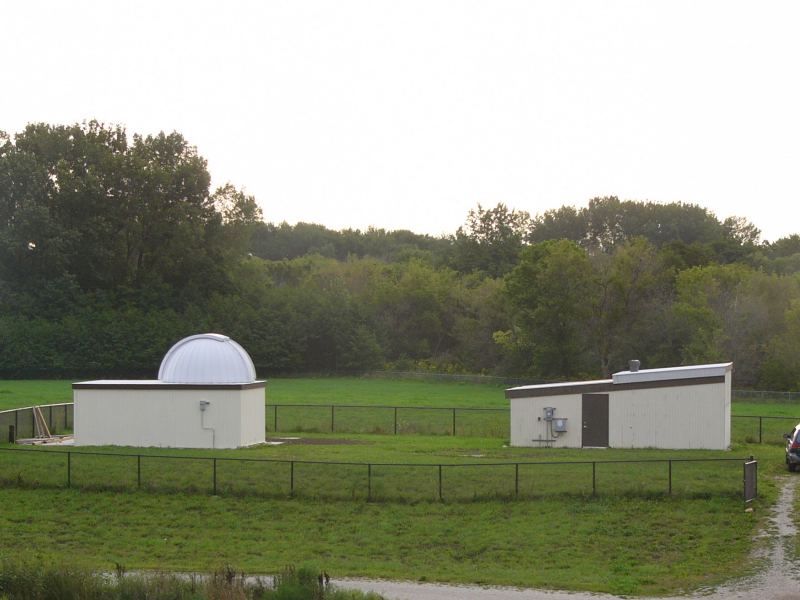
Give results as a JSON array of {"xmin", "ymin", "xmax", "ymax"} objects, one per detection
[{"xmin": 266, "ymin": 437, "xmax": 368, "ymax": 446}]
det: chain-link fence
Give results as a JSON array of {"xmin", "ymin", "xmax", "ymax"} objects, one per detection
[
  {"xmin": 1, "ymin": 403, "xmax": 797, "ymax": 445},
  {"xmin": 0, "ymin": 447, "xmax": 754, "ymax": 502},
  {"xmin": 267, "ymin": 404, "xmax": 800, "ymax": 445},
  {"xmin": 267, "ymin": 404, "xmax": 509, "ymax": 437},
  {"xmin": 731, "ymin": 415, "xmax": 800, "ymax": 445}
]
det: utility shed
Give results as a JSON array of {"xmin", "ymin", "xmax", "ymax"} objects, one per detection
[
  {"xmin": 73, "ymin": 334, "xmax": 266, "ymax": 449},
  {"xmin": 506, "ymin": 362, "xmax": 732, "ymax": 450}
]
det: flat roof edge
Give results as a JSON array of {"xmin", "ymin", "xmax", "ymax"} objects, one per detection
[
  {"xmin": 506, "ymin": 381, "xmax": 614, "ymax": 399},
  {"xmin": 506, "ymin": 375, "xmax": 726, "ymax": 399},
  {"xmin": 73, "ymin": 380, "xmax": 267, "ymax": 391}
]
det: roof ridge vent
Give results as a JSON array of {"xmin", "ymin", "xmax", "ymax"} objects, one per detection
[{"xmin": 629, "ymin": 359, "xmax": 641, "ymax": 372}]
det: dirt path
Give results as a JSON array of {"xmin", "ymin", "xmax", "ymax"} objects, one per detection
[{"xmin": 335, "ymin": 477, "xmax": 800, "ymax": 600}]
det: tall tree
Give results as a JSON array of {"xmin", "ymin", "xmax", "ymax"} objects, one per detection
[
  {"xmin": 451, "ymin": 203, "xmax": 532, "ymax": 277},
  {"xmin": 0, "ymin": 122, "xmax": 256, "ymax": 309},
  {"xmin": 503, "ymin": 240, "xmax": 596, "ymax": 378}
]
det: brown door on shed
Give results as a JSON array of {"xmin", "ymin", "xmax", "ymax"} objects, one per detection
[{"xmin": 582, "ymin": 394, "xmax": 609, "ymax": 447}]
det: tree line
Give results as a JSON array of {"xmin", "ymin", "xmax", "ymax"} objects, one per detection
[{"xmin": 2, "ymin": 122, "xmax": 800, "ymax": 388}]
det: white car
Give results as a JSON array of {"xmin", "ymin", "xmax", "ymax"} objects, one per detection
[{"xmin": 785, "ymin": 424, "xmax": 800, "ymax": 472}]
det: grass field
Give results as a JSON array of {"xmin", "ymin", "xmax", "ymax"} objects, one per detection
[
  {"xmin": 2, "ymin": 377, "xmax": 800, "ymax": 441},
  {"xmin": 3, "ymin": 375, "xmax": 800, "ymax": 411},
  {"xmin": 0, "ymin": 377, "xmax": 509, "ymax": 411},
  {"xmin": 0, "ymin": 435, "xmax": 764, "ymax": 502},
  {"xmin": 0, "ymin": 485, "xmax": 768, "ymax": 596},
  {"xmin": 0, "ymin": 376, "xmax": 796, "ymax": 594}
]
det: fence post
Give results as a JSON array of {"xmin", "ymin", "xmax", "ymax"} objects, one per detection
[
  {"xmin": 137, "ymin": 455, "xmax": 141, "ymax": 489},
  {"xmin": 515, "ymin": 463, "xmax": 519, "ymax": 498},
  {"xmin": 592, "ymin": 462, "xmax": 596, "ymax": 495},
  {"xmin": 212, "ymin": 458, "xmax": 217, "ymax": 495},
  {"xmin": 452, "ymin": 408, "xmax": 456, "ymax": 436},
  {"xmin": 15, "ymin": 410, "xmax": 18, "ymax": 438},
  {"xmin": 331, "ymin": 405, "xmax": 335, "ymax": 433},
  {"xmin": 67, "ymin": 451, "xmax": 71, "ymax": 488},
  {"xmin": 438, "ymin": 465, "xmax": 443, "ymax": 501},
  {"xmin": 274, "ymin": 406, "xmax": 278, "ymax": 433},
  {"xmin": 758, "ymin": 417, "xmax": 763, "ymax": 444},
  {"xmin": 668, "ymin": 460, "xmax": 672, "ymax": 495},
  {"xmin": 367, "ymin": 464, "xmax": 372, "ymax": 501},
  {"xmin": 65, "ymin": 405, "xmax": 69, "ymax": 430},
  {"xmin": 290, "ymin": 461, "xmax": 295, "ymax": 497},
  {"xmin": 393, "ymin": 407, "xmax": 398, "ymax": 435}
]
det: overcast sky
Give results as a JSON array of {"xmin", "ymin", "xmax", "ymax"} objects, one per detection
[{"xmin": 2, "ymin": 1, "xmax": 799, "ymax": 241}]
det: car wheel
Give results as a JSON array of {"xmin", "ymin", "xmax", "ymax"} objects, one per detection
[{"xmin": 789, "ymin": 463, "xmax": 798, "ymax": 473}]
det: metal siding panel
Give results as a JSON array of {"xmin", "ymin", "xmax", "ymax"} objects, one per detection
[
  {"xmin": 510, "ymin": 395, "xmax": 582, "ymax": 447},
  {"xmin": 611, "ymin": 383, "xmax": 727, "ymax": 449}
]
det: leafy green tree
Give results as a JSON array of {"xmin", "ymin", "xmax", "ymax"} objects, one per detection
[
  {"xmin": 760, "ymin": 300, "xmax": 800, "ymax": 390},
  {"xmin": 530, "ymin": 197, "xmax": 754, "ymax": 263},
  {"xmin": 503, "ymin": 240, "xmax": 596, "ymax": 378},
  {"xmin": 589, "ymin": 238, "xmax": 674, "ymax": 375},
  {"xmin": 672, "ymin": 264, "xmax": 797, "ymax": 385},
  {"xmin": 450, "ymin": 203, "xmax": 532, "ymax": 277},
  {"xmin": 0, "ymin": 122, "xmax": 255, "ymax": 310}
]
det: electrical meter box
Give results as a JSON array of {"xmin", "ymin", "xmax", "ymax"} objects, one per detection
[
  {"xmin": 553, "ymin": 418, "xmax": 568, "ymax": 432},
  {"xmin": 543, "ymin": 407, "xmax": 556, "ymax": 421}
]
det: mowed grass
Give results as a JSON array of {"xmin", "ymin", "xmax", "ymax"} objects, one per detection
[
  {"xmin": 5, "ymin": 377, "xmax": 798, "ymax": 442},
  {"xmin": 0, "ymin": 377, "xmax": 792, "ymax": 594},
  {"xmin": 0, "ymin": 486, "xmax": 762, "ymax": 596},
  {"xmin": 0, "ymin": 436, "xmax": 769, "ymax": 502},
  {"xmin": 0, "ymin": 377, "xmax": 508, "ymax": 412}
]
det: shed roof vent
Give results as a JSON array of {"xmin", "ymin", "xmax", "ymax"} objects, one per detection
[
  {"xmin": 629, "ymin": 359, "xmax": 641, "ymax": 372},
  {"xmin": 158, "ymin": 333, "xmax": 257, "ymax": 384}
]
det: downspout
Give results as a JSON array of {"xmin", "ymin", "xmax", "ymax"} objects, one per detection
[{"xmin": 199, "ymin": 400, "xmax": 215, "ymax": 449}]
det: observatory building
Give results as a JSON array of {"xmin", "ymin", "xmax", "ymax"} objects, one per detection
[
  {"xmin": 73, "ymin": 334, "xmax": 266, "ymax": 449},
  {"xmin": 507, "ymin": 362, "xmax": 732, "ymax": 450}
]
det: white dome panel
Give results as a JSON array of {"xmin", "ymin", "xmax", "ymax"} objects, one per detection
[{"xmin": 158, "ymin": 333, "xmax": 257, "ymax": 384}]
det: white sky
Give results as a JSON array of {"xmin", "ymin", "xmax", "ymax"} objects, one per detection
[{"xmin": 2, "ymin": 0, "xmax": 799, "ymax": 242}]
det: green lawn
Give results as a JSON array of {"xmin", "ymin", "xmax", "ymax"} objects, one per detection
[
  {"xmin": 0, "ymin": 380, "xmax": 73, "ymax": 410},
  {"xmin": 0, "ymin": 486, "xmax": 765, "ymax": 596},
  {"xmin": 0, "ymin": 377, "xmax": 508, "ymax": 412},
  {"xmin": 2, "ymin": 376, "xmax": 800, "ymax": 413},
  {"xmin": 0, "ymin": 435, "xmax": 767, "ymax": 502},
  {"xmin": 4, "ymin": 377, "xmax": 799, "ymax": 443},
  {"xmin": 0, "ymin": 377, "xmax": 793, "ymax": 595}
]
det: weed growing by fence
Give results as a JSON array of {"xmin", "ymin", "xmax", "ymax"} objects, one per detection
[{"xmin": 0, "ymin": 561, "xmax": 385, "ymax": 599}]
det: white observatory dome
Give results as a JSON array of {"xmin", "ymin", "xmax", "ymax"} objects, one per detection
[{"xmin": 158, "ymin": 333, "xmax": 257, "ymax": 384}]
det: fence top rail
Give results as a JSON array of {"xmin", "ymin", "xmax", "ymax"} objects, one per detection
[
  {"xmin": 732, "ymin": 414, "xmax": 800, "ymax": 420},
  {"xmin": 0, "ymin": 402, "xmax": 73, "ymax": 415},
  {"xmin": 267, "ymin": 403, "xmax": 508, "ymax": 412},
  {"xmin": 0, "ymin": 401, "xmax": 797, "ymax": 419},
  {"xmin": 0, "ymin": 445, "xmax": 753, "ymax": 468}
]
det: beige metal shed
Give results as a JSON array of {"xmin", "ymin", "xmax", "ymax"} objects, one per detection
[{"xmin": 506, "ymin": 362, "xmax": 732, "ymax": 450}]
